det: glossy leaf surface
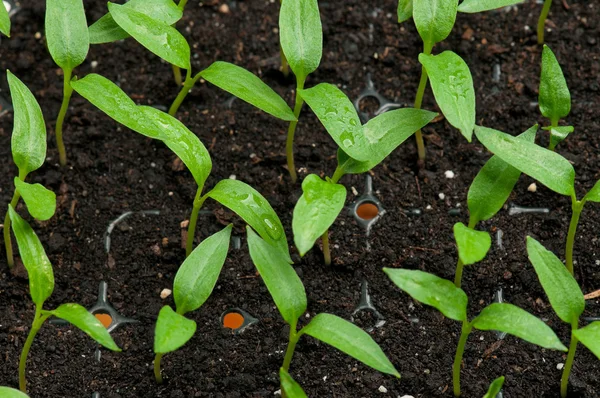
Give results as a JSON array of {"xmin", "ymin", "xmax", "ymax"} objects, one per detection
[
  {"xmin": 154, "ymin": 306, "xmax": 197, "ymax": 354},
  {"xmin": 483, "ymin": 376, "xmax": 505, "ymax": 398},
  {"xmin": 539, "ymin": 45, "xmax": 571, "ymax": 122},
  {"xmin": 458, "ymin": 0, "xmax": 524, "ymax": 13},
  {"xmin": 413, "ymin": 0, "xmax": 457, "ymax": 47},
  {"xmin": 397, "ymin": 0, "xmax": 413, "ymax": 23},
  {"xmin": 574, "ymin": 322, "xmax": 600, "ymax": 360},
  {"xmin": 280, "ymin": 368, "xmax": 307, "ymax": 398},
  {"xmin": 46, "ymin": 0, "xmax": 89, "ymax": 70},
  {"xmin": 454, "ymin": 223, "xmax": 491, "ymax": 265},
  {"xmin": 0, "ymin": 0, "xmax": 10, "ymax": 37},
  {"xmin": 14, "ymin": 178, "xmax": 56, "ymax": 221}
]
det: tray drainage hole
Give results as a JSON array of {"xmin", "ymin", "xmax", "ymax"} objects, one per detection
[
  {"xmin": 223, "ymin": 312, "xmax": 245, "ymax": 330},
  {"xmin": 94, "ymin": 313, "xmax": 113, "ymax": 329},
  {"xmin": 356, "ymin": 202, "xmax": 380, "ymax": 220}
]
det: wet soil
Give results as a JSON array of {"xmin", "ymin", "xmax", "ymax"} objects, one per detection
[{"xmin": 1, "ymin": 0, "xmax": 599, "ymax": 397}]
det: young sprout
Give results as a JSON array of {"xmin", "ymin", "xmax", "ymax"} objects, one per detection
[
  {"xmin": 0, "ymin": 387, "xmax": 29, "ymax": 398},
  {"xmin": 3, "ymin": 71, "xmax": 56, "ymax": 268},
  {"xmin": 0, "ymin": 0, "xmax": 10, "ymax": 37},
  {"xmin": 483, "ymin": 376, "xmax": 505, "ymax": 398},
  {"xmin": 539, "ymin": 45, "xmax": 572, "ymax": 150},
  {"xmin": 9, "ymin": 206, "xmax": 120, "ymax": 393},
  {"xmin": 398, "ymin": 0, "xmax": 522, "ymax": 161},
  {"xmin": 70, "ymin": 74, "xmax": 292, "ymax": 261},
  {"xmin": 280, "ymin": 368, "xmax": 307, "ymax": 398},
  {"xmin": 475, "ymin": 126, "xmax": 600, "ymax": 275},
  {"xmin": 154, "ymin": 225, "xmax": 232, "ymax": 383},
  {"xmin": 526, "ymin": 237, "xmax": 600, "ymax": 398},
  {"xmin": 295, "ymin": 83, "xmax": 436, "ymax": 264},
  {"xmin": 247, "ymin": 229, "xmax": 399, "ymax": 393},
  {"xmin": 453, "ymin": 125, "xmax": 537, "ymax": 287},
  {"xmin": 45, "ymin": 0, "xmax": 90, "ymax": 166},
  {"xmin": 537, "ymin": 0, "xmax": 553, "ymax": 44},
  {"xmin": 384, "ymin": 268, "xmax": 566, "ymax": 397}
]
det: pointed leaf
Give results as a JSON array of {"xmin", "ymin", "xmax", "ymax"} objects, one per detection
[
  {"xmin": 300, "ymin": 84, "xmax": 370, "ymax": 162},
  {"xmin": 383, "ymin": 268, "xmax": 467, "ymax": 322},
  {"xmin": 8, "ymin": 205, "xmax": 54, "ymax": 306},
  {"xmin": 300, "ymin": 313, "xmax": 399, "ymax": 377},
  {"xmin": 206, "ymin": 179, "xmax": 291, "ymax": 262},
  {"xmin": 44, "ymin": 303, "xmax": 120, "ymax": 351},
  {"xmin": 200, "ymin": 62, "xmax": 296, "ymax": 121},
  {"xmin": 0, "ymin": 387, "xmax": 29, "ymax": 397},
  {"xmin": 584, "ymin": 179, "xmax": 600, "ymax": 203},
  {"xmin": 454, "ymin": 223, "xmax": 491, "ymax": 265},
  {"xmin": 483, "ymin": 376, "xmax": 505, "ymax": 398},
  {"xmin": 154, "ymin": 306, "xmax": 197, "ymax": 354},
  {"xmin": 293, "ymin": 174, "xmax": 346, "ymax": 256},
  {"xmin": 539, "ymin": 45, "xmax": 571, "ymax": 123},
  {"xmin": 14, "ymin": 178, "xmax": 56, "ymax": 221},
  {"xmin": 46, "ymin": 0, "xmax": 89, "ymax": 71},
  {"xmin": 458, "ymin": 0, "xmax": 524, "ymax": 13},
  {"xmin": 474, "ymin": 125, "xmax": 575, "ymax": 196},
  {"xmin": 8, "ymin": 71, "xmax": 47, "ymax": 175},
  {"xmin": 108, "ymin": 2, "xmax": 190, "ymax": 69},
  {"xmin": 397, "ymin": 0, "xmax": 413, "ymax": 23},
  {"xmin": 89, "ymin": 0, "xmax": 182, "ymax": 44},
  {"xmin": 544, "ymin": 126, "xmax": 574, "ymax": 149},
  {"xmin": 174, "ymin": 225, "xmax": 232, "ymax": 315},
  {"xmin": 526, "ymin": 237, "xmax": 585, "ymax": 324},
  {"xmin": 279, "ymin": 0, "xmax": 322, "ymax": 81},
  {"xmin": 419, "ymin": 51, "xmax": 475, "ymax": 141},
  {"xmin": 472, "ymin": 303, "xmax": 567, "ymax": 351},
  {"xmin": 280, "ymin": 368, "xmax": 307, "ymax": 398},
  {"xmin": 413, "ymin": 0, "xmax": 457, "ymax": 46},
  {"xmin": 467, "ymin": 125, "xmax": 537, "ymax": 224},
  {"xmin": 574, "ymin": 322, "xmax": 600, "ymax": 360},
  {"xmin": 0, "ymin": 0, "xmax": 10, "ymax": 37},
  {"xmin": 247, "ymin": 228, "xmax": 306, "ymax": 326}
]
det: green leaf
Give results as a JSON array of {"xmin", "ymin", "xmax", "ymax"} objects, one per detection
[
  {"xmin": 584, "ymin": 179, "xmax": 600, "ymax": 203},
  {"xmin": 539, "ymin": 45, "xmax": 571, "ymax": 123},
  {"xmin": 200, "ymin": 62, "xmax": 296, "ymax": 121},
  {"xmin": 14, "ymin": 178, "xmax": 56, "ymax": 221},
  {"xmin": 247, "ymin": 228, "xmax": 307, "ymax": 326},
  {"xmin": 45, "ymin": 0, "xmax": 89, "ymax": 71},
  {"xmin": 8, "ymin": 205, "xmax": 54, "ymax": 306},
  {"xmin": 526, "ymin": 237, "xmax": 585, "ymax": 324},
  {"xmin": 483, "ymin": 376, "xmax": 505, "ymax": 398},
  {"xmin": 301, "ymin": 313, "xmax": 399, "ymax": 377},
  {"xmin": 458, "ymin": 0, "xmax": 524, "ymax": 13},
  {"xmin": 44, "ymin": 303, "xmax": 120, "ymax": 351},
  {"xmin": 419, "ymin": 51, "xmax": 475, "ymax": 141},
  {"xmin": 154, "ymin": 306, "xmax": 197, "ymax": 354},
  {"xmin": 293, "ymin": 174, "xmax": 346, "ymax": 256},
  {"xmin": 413, "ymin": 0, "xmax": 457, "ymax": 47},
  {"xmin": 467, "ymin": 124, "xmax": 537, "ymax": 224},
  {"xmin": 89, "ymin": 0, "xmax": 182, "ymax": 44},
  {"xmin": 174, "ymin": 225, "xmax": 232, "ymax": 315},
  {"xmin": 454, "ymin": 223, "xmax": 491, "ymax": 265},
  {"xmin": 279, "ymin": 0, "xmax": 322, "ymax": 81},
  {"xmin": 574, "ymin": 322, "xmax": 600, "ymax": 360},
  {"xmin": 280, "ymin": 368, "xmax": 307, "ymax": 398},
  {"xmin": 108, "ymin": 2, "xmax": 190, "ymax": 69},
  {"xmin": 471, "ymin": 303, "xmax": 567, "ymax": 351},
  {"xmin": 0, "ymin": 0, "xmax": 10, "ymax": 37},
  {"xmin": 206, "ymin": 179, "xmax": 291, "ymax": 262},
  {"xmin": 0, "ymin": 386, "xmax": 30, "ymax": 397},
  {"xmin": 474, "ymin": 125, "xmax": 575, "ymax": 196},
  {"xmin": 300, "ymin": 83, "xmax": 370, "ymax": 162},
  {"xmin": 397, "ymin": 0, "xmax": 413, "ymax": 23},
  {"xmin": 546, "ymin": 126, "xmax": 574, "ymax": 149},
  {"xmin": 7, "ymin": 71, "xmax": 47, "ymax": 176},
  {"xmin": 383, "ymin": 268, "xmax": 467, "ymax": 322}
]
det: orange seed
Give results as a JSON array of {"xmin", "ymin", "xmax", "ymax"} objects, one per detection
[{"xmin": 223, "ymin": 312, "xmax": 245, "ymax": 330}]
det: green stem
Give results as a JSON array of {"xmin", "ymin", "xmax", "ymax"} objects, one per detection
[
  {"xmin": 413, "ymin": 43, "xmax": 433, "ymax": 162},
  {"xmin": 55, "ymin": 68, "xmax": 73, "ymax": 167},
  {"xmin": 320, "ymin": 169, "xmax": 344, "ymax": 265},
  {"xmin": 4, "ymin": 169, "xmax": 27, "ymax": 268},
  {"xmin": 185, "ymin": 187, "xmax": 207, "ymax": 257},
  {"xmin": 548, "ymin": 117, "xmax": 559, "ymax": 151},
  {"xmin": 537, "ymin": 0, "xmax": 552, "ymax": 44},
  {"xmin": 169, "ymin": 69, "xmax": 202, "ymax": 116},
  {"xmin": 282, "ymin": 322, "xmax": 300, "ymax": 371},
  {"xmin": 172, "ymin": 65, "xmax": 183, "ymax": 87},
  {"xmin": 560, "ymin": 320, "xmax": 579, "ymax": 398},
  {"xmin": 286, "ymin": 78, "xmax": 306, "ymax": 184},
  {"xmin": 178, "ymin": 0, "xmax": 188, "ymax": 11},
  {"xmin": 280, "ymin": 45, "xmax": 289, "ymax": 77},
  {"xmin": 454, "ymin": 259, "xmax": 464, "ymax": 288},
  {"xmin": 565, "ymin": 199, "xmax": 583, "ymax": 275},
  {"xmin": 154, "ymin": 353, "xmax": 164, "ymax": 384},
  {"xmin": 453, "ymin": 321, "xmax": 472, "ymax": 397},
  {"xmin": 19, "ymin": 306, "xmax": 48, "ymax": 393}
]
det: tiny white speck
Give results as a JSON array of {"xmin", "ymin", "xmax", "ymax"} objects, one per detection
[
  {"xmin": 444, "ymin": 170, "xmax": 455, "ymax": 179},
  {"xmin": 160, "ymin": 288, "xmax": 172, "ymax": 299},
  {"xmin": 378, "ymin": 385, "xmax": 388, "ymax": 393},
  {"xmin": 91, "ymin": 60, "xmax": 99, "ymax": 69},
  {"xmin": 229, "ymin": 174, "xmax": 237, "ymax": 180},
  {"xmin": 557, "ymin": 363, "xmax": 564, "ymax": 370},
  {"xmin": 439, "ymin": 193, "xmax": 445, "ymax": 200},
  {"xmin": 323, "ymin": 376, "xmax": 327, "ymax": 382},
  {"xmin": 426, "ymin": 205, "xmax": 432, "ymax": 210},
  {"xmin": 274, "ymin": 390, "xmax": 281, "ymax": 396},
  {"xmin": 528, "ymin": 183, "xmax": 537, "ymax": 192}
]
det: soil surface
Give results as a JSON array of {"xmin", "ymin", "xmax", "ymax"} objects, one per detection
[{"xmin": 1, "ymin": 0, "xmax": 599, "ymax": 397}]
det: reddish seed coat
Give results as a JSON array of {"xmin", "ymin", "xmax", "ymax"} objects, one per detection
[
  {"xmin": 357, "ymin": 203, "xmax": 379, "ymax": 220},
  {"xmin": 95, "ymin": 313, "xmax": 113, "ymax": 328},
  {"xmin": 223, "ymin": 312, "xmax": 245, "ymax": 330}
]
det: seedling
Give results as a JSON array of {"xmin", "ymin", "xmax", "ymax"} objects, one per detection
[
  {"xmin": 3, "ymin": 71, "xmax": 56, "ymax": 268},
  {"xmin": 0, "ymin": 0, "xmax": 10, "ymax": 37},
  {"xmin": 398, "ymin": 0, "xmax": 522, "ymax": 161},
  {"xmin": 70, "ymin": 73, "xmax": 292, "ymax": 261},
  {"xmin": 8, "ymin": 206, "xmax": 120, "ymax": 393},
  {"xmin": 45, "ymin": 0, "xmax": 90, "ymax": 166},
  {"xmin": 453, "ymin": 125, "xmax": 537, "ymax": 287},
  {"xmin": 484, "ymin": 376, "xmax": 504, "ymax": 398},
  {"xmin": 294, "ymin": 83, "xmax": 436, "ymax": 264},
  {"xmin": 537, "ymin": 0, "xmax": 553, "ymax": 44},
  {"xmin": 154, "ymin": 225, "xmax": 232, "ymax": 383},
  {"xmin": 526, "ymin": 237, "xmax": 600, "ymax": 397},
  {"xmin": 247, "ymin": 228, "xmax": 399, "ymax": 393},
  {"xmin": 280, "ymin": 368, "xmax": 307, "ymax": 398},
  {"xmin": 539, "ymin": 44, "xmax": 572, "ymax": 150},
  {"xmin": 475, "ymin": 125, "xmax": 600, "ymax": 275},
  {"xmin": 384, "ymin": 268, "xmax": 566, "ymax": 397}
]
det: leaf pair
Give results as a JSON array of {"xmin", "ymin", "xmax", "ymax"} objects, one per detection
[{"xmin": 154, "ymin": 225, "xmax": 232, "ymax": 354}]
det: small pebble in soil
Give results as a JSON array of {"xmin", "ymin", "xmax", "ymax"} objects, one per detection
[
  {"xmin": 378, "ymin": 385, "xmax": 387, "ymax": 393},
  {"xmin": 557, "ymin": 363, "xmax": 564, "ymax": 370},
  {"xmin": 438, "ymin": 193, "xmax": 445, "ymax": 200},
  {"xmin": 399, "ymin": 396, "xmax": 415, "ymax": 398},
  {"xmin": 34, "ymin": 32, "xmax": 41, "ymax": 39},
  {"xmin": 229, "ymin": 174, "xmax": 236, "ymax": 180},
  {"xmin": 444, "ymin": 170, "xmax": 455, "ymax": 179},
  {"xmin": 160, "ymin": 288, "xmax": 172, "ymax": 299},
  {"xmin": 528, "ymin": 183, "xmax": 537, "ymax": 192},
  {"xmin": 91, "ymin": 60, "xmax": 98, "ymax": 69},
  {"xmin": 219, "ymin": 3, "xmax": 230, "ymax": 13}
]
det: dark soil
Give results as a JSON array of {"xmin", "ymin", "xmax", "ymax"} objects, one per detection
[{"xmin": 1, "ymin": 0, "xmax": 599, "ymax": 397}]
